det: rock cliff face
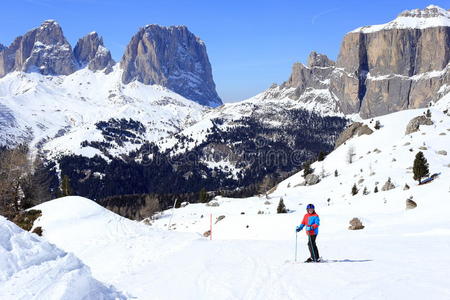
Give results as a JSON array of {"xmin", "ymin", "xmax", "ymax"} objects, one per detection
[
  {"xmin": 120, "ymin": 25, "xmax": 222, "ymax": 107},
  {"xmin": 258, "ymin": 5, "xmax": 450, "ymax": 118},
  {"xmin": 257, "ymin": 51, "xmax": 340, "ymax": 116},
  {"xmin": 331, "ymin": 5, "xmax": 450, "ymax": 118},
  {"xmin": 0, "ymin": 20, "xmax": 78, "ymax": 76},
  {"xmin": 0, "ymin": 21, "xmax": 221, "ymax": 107},
  {"xmin": 73, "ymin": 32, "xmax": 114, "ymax": 73}
]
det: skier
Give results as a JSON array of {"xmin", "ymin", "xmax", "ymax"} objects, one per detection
[{"xmin": 296, "ymin": 204, "xmax": 321, "ymax": 262}]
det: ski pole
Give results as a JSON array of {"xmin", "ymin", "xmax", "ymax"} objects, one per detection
[
  {"xmin": 295, "ymin": 230, "xmax": 298, "ymax": 262},
  {"xmin": 308, "ymin": 234, "xmax": 317, "ymax": 261}
]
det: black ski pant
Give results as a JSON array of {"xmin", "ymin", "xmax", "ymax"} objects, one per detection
[{"xmin": 307, "ymin": 234, "xmax": 320, "ymax": 260}]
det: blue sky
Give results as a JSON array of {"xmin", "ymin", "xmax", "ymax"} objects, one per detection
[{"xmin": 1, "ymin": 0, "xmax": 448, "ymax": 102}]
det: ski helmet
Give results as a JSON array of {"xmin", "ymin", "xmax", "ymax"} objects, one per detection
[{"xmin": 306, "ymin": 204, "xmax": 315, "ymax": 210}]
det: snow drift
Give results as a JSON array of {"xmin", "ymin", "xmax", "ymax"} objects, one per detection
[{"xmin": 0, "ymin": 216, "xmax": 124, "ymax": 300}]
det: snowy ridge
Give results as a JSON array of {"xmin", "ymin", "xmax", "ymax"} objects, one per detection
[
  {"xmin": 0, "ymin": 66, "xmax": 206, "ymax": 159},
  {"xmin": 0, "ymin": 216, "xmax": 123, "ymax": 299},
  {"xmin": 352, "ymin": 5, "xmax": 450, "ymax": 33},
  {"xmin": 159, "ymin": 92, "xmax": 342, "ymax": 154}
]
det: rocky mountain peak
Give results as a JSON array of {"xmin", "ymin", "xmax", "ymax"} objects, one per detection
[
  {"xmin": 0, "ymin": 19, "xmax": 77, "ymax": 77},
  {"xmin": 74, "ymin": 32, "xmax": 114, "ymax": 73},
  {"xmin": 307, "ymin": 51, "xmax": 335, "ymax": 68},
  {"xmin": 398, "ymin": 5, "xmax": 449, "ymax": 18},
  {"xmin": 120, "ymin": 24, "xmax": 222, "ymax": 107},
  {"xmin": 352, "ymin": 5, "xmax": 450, "ymax": 33}
]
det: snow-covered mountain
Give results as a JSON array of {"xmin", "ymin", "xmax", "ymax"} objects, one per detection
[
  {"xmin": 254, "ymin": 5, "xmax": 450, "ymax": 118},
  {"xmin": 352, "ymin": 4, "xmax": 450, "ymax": 32},
  {"xmin": 151, "ymin": 95, "xmax": 450, "ymax": 235},
  {"xmin": 0, "ymin": 20, "xmax": 221, "ymax": 107},
  {"xmin": 0, "ymin": 67, "xmax": 206, "ymax": 159},
  {"xmin": 2, "ymin": 5, "xmax": 450, "ymax": 201},
  {"xmin": 0, "ymin": 215, "xmax": 124, "ymax": 299},
  {"xmin": 20, "ymin": 99, "xmax": 450, "ymax": 299}
]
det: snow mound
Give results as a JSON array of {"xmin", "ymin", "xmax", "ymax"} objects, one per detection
[
  {"xmin": 352, "ymin": 5, "xmax": 450, "ymax": 33},
  {"xmin": 0, "ymin": 216, "xmax": 123, "ymax": 300},
  {"xmin": 32, "ymin": 196, "xmax": 199, "ymax": 299}
]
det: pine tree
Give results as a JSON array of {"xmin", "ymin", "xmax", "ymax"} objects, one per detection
[
  {"xmin": 303, "ymin": 161, "xmax": 313, "ymax": 178},
  {"xmin": 413, "ymin": 151, "xmax": 429, "ymax": 183},
  {"xmin": 351, "ymin": 183, "xmax": 358, "ymax": 196},
  {"xmin": 363, "ymin": 186, "xmax": 369, "ymax": 195},
  {"xmin": 334, "ymin": 170, "xmax": 338, "ymax": 177},
  {"xmin": 277, "ymin": 197, "xmax": 287, "ymax": 214},
  {"xmin": 60, "ymin": 175, "xmax": 72, "ymax": 197},
  {"xmin": 374, "ymin": 186, "xmax": 379, "ymax": 193},
  {"xmin": 317, "ymin": 151, "xmax": 326, "ymax": 161},
  {"xmin": 374, "ymin": 120, "xmax": 381, "ymax": 130},
  {"xmin": 199, "ymin": 187, "xmax": 208, "ymax": 203}
]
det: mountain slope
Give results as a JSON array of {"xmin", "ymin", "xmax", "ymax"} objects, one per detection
[
  {"xmin": 0, "ymin": 215, "xmax": 123, "ymax": 299},
  {"xmin": 0, "ymin": 67, "xmax": 206, "ymax": 159},
  {"xmin": 26, "ymin": 102, "xmax": 450, "ymax": 299}
]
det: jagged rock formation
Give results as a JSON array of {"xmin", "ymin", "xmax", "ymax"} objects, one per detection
[
  {"xmin": 74, "ymin": 32, "xmax": 114, "ymax": 73},
  {"xmin": 331, "ymin": 5, "xmax": 450, "ymax": 118},
  {"xmin": 0, "ymin": 20, "xmax": 78, "ymax": 77},
  {"xmin": 0, "ymin": 21, "xmax": 221, "ymax": 107},
  {"xmin": 120, "ymin": 24, "xmax": 222, "ymax": 107}
]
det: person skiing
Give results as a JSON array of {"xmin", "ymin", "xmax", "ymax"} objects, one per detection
[{"xmin": 296, "ymin": 204, "xmax": 321, "ymax": 262}]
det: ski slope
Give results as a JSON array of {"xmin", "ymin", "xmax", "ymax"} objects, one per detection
[{"xmin": 15, "ymin": 102, "xmax": 448, "ymax": 299}]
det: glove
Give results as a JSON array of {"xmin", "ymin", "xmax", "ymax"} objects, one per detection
[
  {"xmin": 296, "ymin": 226, "xmax": 302, "ymax": 232},
  {"xmin": 306, "ymin": 226, "xmax": 313, "ymax": 231}
]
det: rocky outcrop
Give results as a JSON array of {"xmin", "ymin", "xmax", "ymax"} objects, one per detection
[
  {"xmin": 406, "ymin": 197, "xmax": 417, "ymax": 210},
  {"xmin": 381, "ymin": 178, "xmax": 395, "ymax": 191},
  {"xmin": 348, "ymin": 217, "xmax": 364, "ymax": 230},
  {"xmin": 120, "ymin": 25, "xmax": 222, "ymax": 107},
  {"xmin": 332, "ymin": 5, "xmax": 450, "ymax": 118},
  {"xmin": 73, "ymin": 32, "xmax": 114, "ymax": 73},
  {"xmin": 335, "ymin": 122, "xmax": 373, "ymax": 148},
  {"xmin": 436, "ymin": 150, "xmax": 447, "ymax": 156},
  {"xmin": 0, "ymin": 20, "xmax": 77, "ymax": 77},
  {"xmin": 305, "ymin": 173, "xmax": 320, "ymax": 185},
  {"xmin": 405, "ymin": 115, "xmax": 434, "ymax": 135}
]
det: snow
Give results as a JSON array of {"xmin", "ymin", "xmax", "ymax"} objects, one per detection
[
  {"xmin": 352, "ymin": 5, "xmax": 450, "ymax": 33},
  {"xmin": 14, "ymin": 102, "xmax": 448, "ymax": 299},
  {"xmin": 0, "ymin": 66, "xmax": 206, "ymax": 159},
  {"xmin": 367, "ymin": 63, "xmax": 450, "ymax": 81},
  {"xmin": 0, "ymin": 216, "xmax": 123, "ymax": 299}
]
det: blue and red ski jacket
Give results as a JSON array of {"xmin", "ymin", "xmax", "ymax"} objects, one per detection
[{"xmin": 299, "ymin": 212, "xmax": 320, "ymax": 236}]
